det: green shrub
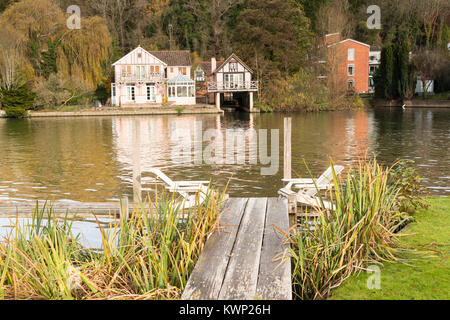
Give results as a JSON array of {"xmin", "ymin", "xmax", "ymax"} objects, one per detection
[
  {"xmin": 176, "ymin": 106, "xmax": 184, "ymax": 115},
  {"xmin": 262, "ymin": 69, "xmax": 330, "ymax": 112},
  {"xmin": 289, "ymin": 159, "xmax": 411, "ymax": 300},
  {"xmin": 352, "ymin": 95, "xmax": 365, "ymax": 108},
  {"xmin": 254, "ymin": 100, "xmax": 273, "ymax": 112},
  {"xmin": 0, "ymin": 85, "xmax": 35, "ymax": 118},
  {"xmin": 389, "ymin": 159, "xmax": 429, "ymax": 214}
]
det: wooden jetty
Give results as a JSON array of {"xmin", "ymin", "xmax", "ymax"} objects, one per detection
[
  {"xmin": 0, "ymin": 199, "xmax": 128, "ymax": 219},
  {"xmin": 182, "ymin": 197, "xmax": 291, "ymax": 300}
]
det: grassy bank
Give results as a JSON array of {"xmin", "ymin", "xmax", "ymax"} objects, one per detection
[
  {"xmin": 0, "ymin": 189, "xmax": 225, "ymax": 300},
  {"xmin": 288, "ymin": 159, "xmax": 432, "ymax": 300},
  {"xmin": 329, "ymin": 197, "xmax": 450, "ymax": 300}
]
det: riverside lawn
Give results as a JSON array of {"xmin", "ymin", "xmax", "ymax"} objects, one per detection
[{"xmin": 329, "ymin": 197, "xmax": 450, "ymax": 300}]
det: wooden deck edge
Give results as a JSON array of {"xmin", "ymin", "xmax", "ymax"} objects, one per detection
[{"xmin": 182, "ymin": 198, "xmax": 292, "ymax": 300}]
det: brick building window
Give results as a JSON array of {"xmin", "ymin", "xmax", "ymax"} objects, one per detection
[
  {"xmin": 348, "ymin": 79, "xmax": 354, "ymax": 90},
  {"xmin": 347, "ymin": 64, "xmax": 355, "ymax": 76},
  {"xmin": 348, "ymin": 48, "xmax": 355, "ymax": 61}
]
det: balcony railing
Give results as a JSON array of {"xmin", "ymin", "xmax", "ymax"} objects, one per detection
[
  {"xmin": 207, "ymin": 81, "xmax": 258, "ymax": 92},
  {"xmin": 117, "ymin": 72, "xmax": 165, "ymax": 83}
]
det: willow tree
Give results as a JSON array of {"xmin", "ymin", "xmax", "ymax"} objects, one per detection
[
  {"xmin": 0, "ymin": 0, "xmax": 65, "ymax": 42},
  {"xmin": 0, "ymin": 22, "xmax": 25, "ymax": 90},
  {"xmin": 0, "ymin": 0, "xmax": 112, "ymax": 91},
  {"xmin": 57, "ymin": 16, "xmax": 112, "ymax": 89}
]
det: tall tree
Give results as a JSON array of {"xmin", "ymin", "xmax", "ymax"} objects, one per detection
[
  {"xmin": 375, "ymin": 44, "xmax": 395, "ymax": 99},
  {"xmin": 417, "ymin": 0, "xmax": 448, "ymax": 48},
  {"xmin": 0, "ymin": 21, "xmax": 24, "ymax": 90},
  {"xmin": 295, "ymin": 0, "xmax": 329, "ymax": 32},
  {"xmin": 88, "ymin": 0, "xmax": 148, "ymax": 53},
  {"xmin": 396, "ymin": 33, "xmax": 413, "ymax": 99},
  {"xmin": 315, "ymin": 0, "xmax": 354, "ymax": 38},
  {"xmin": 233, "ymin": 0, "xmax": 312, "ymax": 85},
  {"xmin": 412, "ymin": 48, "xmax": 447, "ymax": 98},
  {"xmin": 177, "ymin": 0, "xmax": 244, "ymax": 56}
]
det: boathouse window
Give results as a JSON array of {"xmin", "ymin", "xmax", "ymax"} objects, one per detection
[
  {"xmin": 195, "ymin": 69, "xmax": 205, "ymax": 81},
  {"xmin": 348, "ymin": 48, "xmax": 355, "ymax": 61},
  {"xmin": 347, "ymin": 64, "xmax": 354, "ymax": 76},
  {"xmin": 179, "ymin": 67, "xmax": 187, "ymax": 75},
  {"xmin": 229, "ymin": 62, "xmax": 238, "ymax": 72},
  {"xmin": 224, "ymin": 73, "xmax": 244, "ymax": 88},
  {"xmin": 126, "ymin": 84, "xmax": 135, "ymax": 101}
]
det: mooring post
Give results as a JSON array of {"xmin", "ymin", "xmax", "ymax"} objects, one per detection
[
  {"xmin": 284, "ymin": 117, "xmax": 297, "ymax": 223},
  {"xmin": 283, "ymin": 117, "xmax": 292, "ymax": 183},
  {"xmin": 121, "ymin": 196, "xmax": 129, "ymax": 219},
  {"xmin": 133, "ymin": 119, "xmax": 142, "ymax": 204}
]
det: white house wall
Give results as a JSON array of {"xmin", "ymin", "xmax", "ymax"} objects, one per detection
[
  {"xmin": 215, "ymin": 59, "xmax": 252, "ymax": 83},
  {"xmin": 168, "ymin": 96, "xmax": 196, "ymax": 105},
  {"xmin": 112, "ymin": 47, "xmax": 196, "ymax": 106},
  {"xmin": 167, "ymin": 66, "xmax": 192, "ymax": 80},
  {"xmin": 113, "ymin": 47, "xmax": 166, "ymax": 68}
]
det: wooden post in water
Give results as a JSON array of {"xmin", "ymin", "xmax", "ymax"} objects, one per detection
[
  {"xmin": 133, "ymin": 119, "xmax": 142, "ymax": 204},
  {"xmin": 284, "ymin": 117, "xmax": 297, "ymax": 224},
  {"xmin": 283, "ymin": 117, "xmax": 292, "ymax": 182},
  {"xmin": 121, "ymin": 196, "xmax": 129, "ymax": 219}
]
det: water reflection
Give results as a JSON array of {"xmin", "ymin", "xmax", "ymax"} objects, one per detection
[{"xmin": 0, "ymin": 108, "xmax": 448, "ymax": 203}]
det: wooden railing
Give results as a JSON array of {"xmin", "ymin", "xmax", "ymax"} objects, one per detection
[
  {"xmin": 117, "ymin": 73, "xmax": 165, "ymax": 83},
  {"xmin": 207, "ymin": 81, "xmax": 258, "ymax": 92}
]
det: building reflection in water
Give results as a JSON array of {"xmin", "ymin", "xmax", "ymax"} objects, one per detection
[{"xmin": 0, "ymin": 108, "xmax": 448, "ymax": 202}]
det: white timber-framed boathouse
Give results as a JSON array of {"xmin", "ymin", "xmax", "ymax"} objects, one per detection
[{"xmin": 206, "ymin": 53, "xmax": 258, "ymax": 111}]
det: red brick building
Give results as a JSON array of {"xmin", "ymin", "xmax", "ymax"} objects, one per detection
[{"xmin": 325, "ymin": 34, "xmax": 370, "ymax": 94}]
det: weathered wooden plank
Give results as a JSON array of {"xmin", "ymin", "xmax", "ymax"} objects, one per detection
[
  {"xmin": 181, "ymin": 198, "xmax": 248, "ymax": 300},
  {"xmin": 256, "ymin": 197, "xmax": 292, "ymax": 300},
  {"xmin": 0, "ymin": 201, "xmax": 123, "ymax": 218},
  {"xmin": 218, "ymin": 197, "xmax": 268, "ymax": 300}
]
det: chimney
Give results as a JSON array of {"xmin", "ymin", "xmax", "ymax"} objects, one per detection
[
  {"xmin": 211, "ymin": 57, "xmax": 216, "ymax": 72},
  {"xmin": 325, "ymin": 33, "xmax": 341, "ymax": 45}
]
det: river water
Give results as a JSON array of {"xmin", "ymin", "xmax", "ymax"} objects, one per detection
[{"xmin": 0, "ymin": 108, "xmax": 449, "ymax": 203}]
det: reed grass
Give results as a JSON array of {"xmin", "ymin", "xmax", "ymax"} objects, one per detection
[
  {"xmin": 289, "ymin": 158, "xmax": 414, "ymax": 300},
  {"xmin": 0, "ymin": 187, "xmax": 226, "ymax": 300}
]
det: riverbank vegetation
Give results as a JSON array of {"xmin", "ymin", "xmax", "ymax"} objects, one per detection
[
  {"xmin": 330, "ymin": 197, "xmax": 449, "ymax": 300},
  {"xmin": 289, "ymin": 158, "xmax": 429, "ymax": 299},
  {"xmin": 0, "ymin": 189, "xmax": 225, "ymax": 299},
  {"xmin": 0, "ymin": 0, "xmax": 448, "ymax": 116}
]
